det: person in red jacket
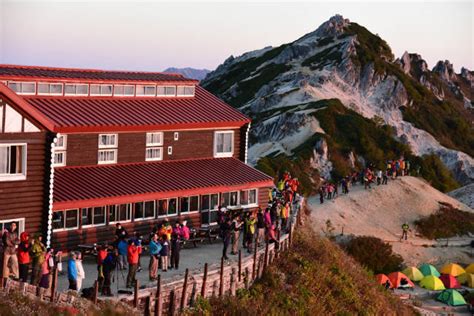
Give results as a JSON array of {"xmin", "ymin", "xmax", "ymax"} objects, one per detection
[
  {"xmin": 126, "ymin": 240, "xmax": 141, "ymax": 288},
  {"xmin": 17, "ymin": 232, "xmax": 30, "ymax": 282},
  {"xmin": 96, "ymin": 245, "xmax": 108, "ymax": 292}
]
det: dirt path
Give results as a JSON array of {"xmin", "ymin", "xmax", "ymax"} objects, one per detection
[{"xmin": 309, "ymin": 176, "xmax": 473, "ymax": 266}]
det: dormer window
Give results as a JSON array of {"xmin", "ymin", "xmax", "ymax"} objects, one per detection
[
  {"xmin": 7, "ymin": 82, "xmax": 35, "ymax": 95},
  {"xmin": 114, "ymin": 85, "xmax": 135, "ymax": 97},
  {"xmin": 98, "ymin": 134, "xmax": 118, "ymax": 164},
  {"xmin": 38, "ymin": 83, "xmax": 63, "ymax": 95},
  {"xmin": 214, "ymin": 131, "xmax": 234, "ymax": 158},
  {"xmin": 177, "ymin": 86, "xmax": 195, "ymax": 97},
  {"xmin": 157, "ymin": 86, "xmax": 176, "ymax": 97},
  {"xmin": 90, "ymin": 84, "xmax": 113, "ymax": 96},
  {"xmin": 136, "ymin": 85, "xmax": 156, "ymax": 97},
  {"xmin": 65, "ymin": 84, "xmax": 89, "ymax": 96}
]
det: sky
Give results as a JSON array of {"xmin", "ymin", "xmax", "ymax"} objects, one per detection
[{"xmin": 0, "ymin": 0, "xmax": 472, "ymax": 72}]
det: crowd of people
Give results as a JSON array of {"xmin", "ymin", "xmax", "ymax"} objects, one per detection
[{"xmin": 318, "ymin": 158, "xmax": 413, "ymax": 204}]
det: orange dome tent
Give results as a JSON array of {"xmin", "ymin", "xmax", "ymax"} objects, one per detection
[
  {"xmin": 376, "ymin": 274, "xmax": 393, "ymax": 288},
  {"xmin": 387, "ymin": 272, "xmax": 415, "ymax": 288}
]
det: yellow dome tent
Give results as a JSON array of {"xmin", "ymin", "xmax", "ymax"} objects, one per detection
[
  {"xmin": 402, "ymin": 267, "xmax": 424, "ymax": 281},
  {"xmin": 457, "ymin": 273, "xmax": 474, "ymax": 288},
  {"xmin": 465, "ymin": 263, "xmax": 474, "ymax": 274},
  {"xmin": 440, "ymin": 263, "xmax": 465, "ymax": 277},
  {"xmin": 420, "ymin": 275, "xmax": 446, "ymax": 290}
]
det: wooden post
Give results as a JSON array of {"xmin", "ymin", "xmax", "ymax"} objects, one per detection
[
  {"xmin": 201, "ymin": 263, "xmax": 208, "ymax": 298},
  {"xmin": 134, "ymin": 280, "xmax": 139, "ymax": 308},
  {"xmin": 230, "ymin": 267, "xmax": 236, "ymax": 296},
  {"xmin": 154, "ymin": 275, "xmax": 162, "ymax": 316},
  {"xmin": 289, "ymin": 224, "xmax": 293, "ymax": 247},
  {"xmin": 252, "ymin": 241, "xmax": 257, "ymax": 280},
  {"xmin": 276, "ymin": 230, "xmax": 281, "ymax": 258},
  {"xmin": 144, "ymin": 295, "xmax": 151, "ymax": 316},
  {"xmin": 93, "ymin": 280, "xmax": 99, "ymax": 304},
  {"xmin": 238, "ymin": 250, "xmax": 242, "ymax": 282},
  {"xmin": 219, "ymin": 257, "xmax": 224, "ymax": 297},
  {"xmin": 244, "ymin": 267, "xmax": 250, "ymax": 289},
  {"xmin": 50, "ymin": 266, "xmax": 58, "ymax": 302},
  {"xmin": 0, "ymin": 253, "xmax": 5, "ymax": 289},
  {"xmin": 168, "ymin": 290, "xmax": 176, "ymax": 316},
  {"xmin": 180, "ymin": 268, "xmax": 189, "ymax": 311},
  {"xmin": 264, "ymin": 242, "xmax": 269, "ymax": 270}
]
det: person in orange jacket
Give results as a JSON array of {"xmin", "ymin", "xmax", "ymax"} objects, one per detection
[
  {"xmin": 17, "ymin": 232, "xmax": 31, "ymax": 282},
  {"xmin": 126, "ymin": 240, "xmax": 142, "ymax": 288}
]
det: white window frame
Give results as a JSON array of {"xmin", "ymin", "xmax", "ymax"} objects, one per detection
[
  {"xmin": 214, "ymin": 131, "xmax": 234, "ymax": 158},
  {"xmin": 146, "ymin": 132, "xmax": 163, "ymax": 146},
  {"xmin": 167, "ymin": 146, "xmax": 173, "ymax": 155},
  {"xmin": 64, "ymin": 84, "xmax": 89, "ymax": 96},
  {"xmin": 7, "ymin": 81, "xmax": 36, "ymax": 95},
  {"xmin": 37, "ymin": 82, "xmax": 64, "ymax": 96},
  {"xmin": 187, "ymin": 195, "xmax": 200, "ymax": 214},
  {"xmin": 240, "ymin": 188, "xmax": 258, "ymax": 207},
  {"xmin": 52, "ymin": 209, "xmax": 79, "ymax": 232},
  {"xmin": 0, "ymin": 218, "xmax": 25, "ymax": 235},
  {"xmin": 53, "ymin": 151, "xmax": 66, "ymax": 167},
  {"xmin": 156, "ymin": 85, "xmax": 177, "ymax": 97},
  {"xmin": 145, "ymin": 147, "xmax": 163, "ymax": 162},
  {"xmin": 136, "ymin": 85, "xmax": 157, "ymax": 97},
  {"xmin": 113, "ymin": 84, "xmax": 135, "ymax": 97},
  {"xmin": 80, "ymin": 207, "xmax": 106, "ymax": 228},
  {"xmin": 98, "ymin": 134, "xmax": 118, "ymax": 149},
  {"xmin": 98, "ymin": 149, "xmax": 117, "ymax": 164},
  {"xmin": 0, "ymin": 143, "xmax": 27, "ymax": 181},
  {"xmin": 176, "ymin": 85, "xmax": 195, "ymax": 97},
  {"xmin": 108, "ymin": 204, "xmax": 132, "ymax": 224},
  {"xmin": 200, "ymin": 193, "xmax": 219, "ymax": 227},
  {"xmin": 174, "ymin": 132, "xmax": 179, "ymax": 141},
  {"xmin": 133, "ymin": 201, "xmax": 156, "ymax": 221},
  {"xmin": 90, "ymin": 84, "xmax": 113, "ymax": 96},
  {"xmin": 55, "ymin": 134, "xmax": 67, "ymax": 150}
]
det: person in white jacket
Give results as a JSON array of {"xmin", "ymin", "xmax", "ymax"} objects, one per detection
[{"xmin": 75, "ymin": 251, "xmax": 86, "ymax": 292}]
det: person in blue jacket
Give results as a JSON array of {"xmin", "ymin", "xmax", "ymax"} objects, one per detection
[
  {"xmin": 67, "ymin": 251, "xmax": 78, "ymax": 291},
  {"xmin": 117, "ymin": 238, "xmax": 128, "ymax": 270}
]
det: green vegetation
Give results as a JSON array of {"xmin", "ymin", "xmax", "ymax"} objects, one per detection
[
  {"xmin": 317, "ymin": 36, "xmax": 335, "ymax": 47},
  {"xmin": 410, "ymin": 154, "xmax": 460, "ymax": 192},
  {"xmin": 302, "ymin": 43, "xmax": 343, "ymax": 70},
  {"xmin": 188, "ymin": 221, "xmax": 415, "ymax": 315},
  {"xmin": 345, "ymin": 236, "xmax": 404, "ymax": 275},
  {"xmin": 415, "ymin": 203, "xmax": 474, "ymax": 239}
]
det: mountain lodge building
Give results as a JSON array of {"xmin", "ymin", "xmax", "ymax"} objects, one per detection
[{"xmin": 0, "ymin": 64, "xmax": 274, "ymax": 250}]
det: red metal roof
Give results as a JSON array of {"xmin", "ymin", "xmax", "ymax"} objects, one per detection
[
  {"xmin": 22, "ymin": 86, "xmax": 249, "ymax": 132},
  {"xmin": 53, "ymin": 157, "xmax": 274, "ymax": 210},
  {"xmin": 0, "ymin": 64, "xmax": 195, "ymax": 83}
]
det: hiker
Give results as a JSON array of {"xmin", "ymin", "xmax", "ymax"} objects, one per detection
[
  {"xmin": 126, "ymin": 239, "xmax": 141, "ymax": 287},
  {"xmin": 256, "ymin": 208, "xmax": 266, "ymax": 247},
  {"xmin": 115, "ymin": 223, "xmax": 128, "ymax": 240},
  {"xmin": 220, "ymin": 217, "xmax": 232, "ymax": 260},
  {"xmin": 2, "ymin": 222, "xmax": 19, "ymax": 279},
  {"xmin": 401, "ymin": 223, "xmax": 410, "ymax": 241},
  {"xmin": 170, "ymin": 231, "xmax": 181, "ymax": 270},
  {"xmin": 281, "ymin": 202, "xmax": 290, "ymax": 232},
  {"xmin": 244, "ymin": 213, "xmax": 256, "ymax": 253},
  {"xmin": 231, "ymin": 214, "xmax": 243, "ymax": 255},
  {"xmin": 382, "ymin": 169, "xmax": 389, "ymax": 185},
  {"xmin": 97, "ymin": 245, "xmax": 108, "ymax": 292},
  {"xmin": 17, "ymin": 231, "xmax": 30, "ymax": 283},
  {"xmin": 75, "ymin": 251, "xmax": 85, "ymax": 292},
  {"xmin": 39, "ymin": 248, "xmax": 54, "ymax": 289},
  {"xmin": 160, "ymin": 235, "xmax": 169, "ymax": 272},
  {"xmin": 101, "ymin": 246, "xmax": 115, "ymax": 296},
  {"xmin": 149, "ymin": 233, "xmax": 161, "ymax": 280},
  {"xmin": 131, "ymin": 232, "xmax": 143, "ymax": 272},
  {"xmin": 30, "ymin": 234, "xmax": 46, "ymax": 285},
  {"xmin": 376, "ymin": 169, "xmax": 383, "ymax": 185},
  {"xmin": 117, "ymin": 237, "xmax": 128, "ymax": 270},
  {"xmin": 181, "ymin": 221, "xmax": 190, "ymax": 241},
  {"xmin": 318, "ymin": 186, "xmax": 324, "ymax": 204},
  {"xmin": 405, "ymin": 160, "xmax": 410, "ymax": 176},
  {"xmin": 67, "ymin": 251, "xmax": 78, "ymax": 291}
]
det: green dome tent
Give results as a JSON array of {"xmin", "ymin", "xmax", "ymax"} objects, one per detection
[
  {"xmin": 436, "ymin": 289, "xmax": 467, "ymax": 306},
  {"xmin": 419, "ymin": 263, "xmax": 441, "ymax": 277}
]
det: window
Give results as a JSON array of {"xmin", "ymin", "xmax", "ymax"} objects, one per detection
[
  {"xmin": 90, "ymin": 84, "xmax": 113, "ymax": 96},
  {"xmin": 158, "ymin": 199, "xmax": 168, "ymax": 217},
  {"xmin": 168, "ymin": 198, "xmax": 177, "ymax": 215},
  {"xmin": 53, "ymin": 152, "xmax": 66, "ymax": 167},
  {"xmin": 114, "ymin": 85, "xmax": 135, "ymax": 96},
  {"xmin": 168, "ymin": 146, "xmax": 172, "ymax": 155},
  {"xmin": 98, "ymin": 134, "xmax": 117, "ymax": 148},
  {"xmin": 136, "ymin": 85, "xmax": 156, "ymax": 96},
  {"xmin": 81, "ymin": 207, "xmax": 106, "ymax": 227},
  {"xmin": 174, "ymin": 132, "xmax": 179, "ymax": 141},
  {"xmin": 190, "ymin": 196, "xmax": 199, "ymax": 212},
  {"xmin": 157, "ymin": 86, "xmax": 176, "ymax": 96},
  {"xmin": 65, "ymin": 84, "xmax": 89, "ymax": 96},
  {"xmin": 221, "ymin": 191, "xmax": 238, "ymax": 208},
  {"xmin": 180, "ymin": 197, "xmax": 189, "ymax": 214},
  {"xmin": 146, "ymin": 147, "xmax": 163, "ymax": 161},
  {"xmin": 38, "ymin": 83, "xmax": 63, "ymax": 95},
  {"xmin": 0, "ymin": 219, "xmax": 25, "ymax": 236},
  {"xmin": 240, "ymin": 189, "xmax": 258, "ymax": 206},
  {"xmin": 214, "ymin": 131, "xmax": 234, "ymax": 157},
  {"xmin": 0, "ymin": 144, "xmax": 27, "ymax": 181},
  {"xmin": 98, "ymin": 149, "xmax": 117, "ymax": 164},
  {"xmin": 109, "ymin": 204, "xmax": 131, "ymax": 223},
  {"xmin": 176, "ymin": 86, "xmax": 195, "ymax": 96},
  {"xmin": 134, "ymin": 201, "xmax": 156, "ymax": 220},
  {"xmin": 8, "ymin": 82, "xmax": 36, "ymax": 95},
  {"xmin": 55, "ymin": 134, "xmax": 67, "ymax": 150},
  {"xmin": 200, "ymin": 193, "xmax": 219, "ymax": 226},
  {"xmin": 146, "ymin": 132, "xmax": 163, "ymax": 146},
  {"xmin": 157, "ymin": 198, "xmax": 178, "ymax": 217},
  {"xmin": 53, "ymin": 209, "xmax": 78, "ymax": 231}
]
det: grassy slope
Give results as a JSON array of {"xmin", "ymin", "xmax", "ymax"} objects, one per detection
[{"xmin": 189, "ymin": 218, "xmax": 416, "ymax": 315}]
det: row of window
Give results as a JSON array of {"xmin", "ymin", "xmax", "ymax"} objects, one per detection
[
  {"xmin": 4, "ymin": 81, "xmax": 195, "ymax": 97},
  {"xmin": 52, "ymin": 189, "xmax": 258, "ymax": 231},
  {"xmin": 53, "ymin": 130, "xmax": 234, "ymax": 167}
]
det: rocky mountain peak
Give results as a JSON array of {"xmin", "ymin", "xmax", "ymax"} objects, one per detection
[
  {"xmin": 297, "ymin": 14, "xmax": 350, "ymax": 44},
  {"xmin": 433, "ymin": 60, "xmax": 456, "ymax": 81},
  {"xmin": 460, "ymin": 67, "xmax": 473, "ymax": 82},
  {"xmin": 397, "ymin": 52, "xmax": 428, "ymax": 75}
]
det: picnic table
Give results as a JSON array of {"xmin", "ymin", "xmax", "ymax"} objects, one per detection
[{"xmin": 197, "ymin": 225, "xmax": 220, "ymax": 244}]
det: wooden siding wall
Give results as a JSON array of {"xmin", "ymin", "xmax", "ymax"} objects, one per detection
[
  {"xmin": 65, "ymin": 129, "xmax": 241, "ymax": 167},
  {"xmin": 0, "ymin": 132, "xmax": 50, "ymax": 235}
]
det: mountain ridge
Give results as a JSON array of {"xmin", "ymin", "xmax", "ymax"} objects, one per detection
[{"xmin": 163, "ymin": 67, "xmax": 210, "ymax": 81}]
